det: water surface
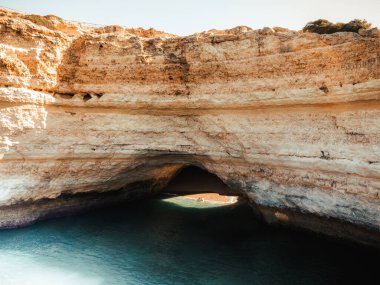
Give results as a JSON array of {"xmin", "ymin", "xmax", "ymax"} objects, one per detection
[{"xmin": 0, "ymin": 196, "xmax": 377, "ymax": 285}]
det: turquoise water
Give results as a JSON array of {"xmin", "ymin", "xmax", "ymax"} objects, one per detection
[{"xmin": 0, "ymin": 196, "xmax": 377, "ymax": 285}]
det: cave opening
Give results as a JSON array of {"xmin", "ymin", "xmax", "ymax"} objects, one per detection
[{"xmin": 162, "ymin": 165, "xmax": 242, "ymax": 205}]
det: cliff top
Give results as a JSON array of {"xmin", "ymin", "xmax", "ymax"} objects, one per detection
[
  {"xmin": 0, "ymin": 8, "xmax": 379, "ymax": 94},
  {"xmin": 1, "ymin": 8, "xmax": 379, "ymax": 40}
]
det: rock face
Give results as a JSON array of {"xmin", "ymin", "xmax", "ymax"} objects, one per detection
[{"xmin": 1, "ymin": 9, "xmax": 380, "ymax": 245}]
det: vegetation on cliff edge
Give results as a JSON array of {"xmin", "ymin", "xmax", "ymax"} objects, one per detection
[{"xmin": 303, "ymin": 19, "xmax": 372, "ymax": 34}]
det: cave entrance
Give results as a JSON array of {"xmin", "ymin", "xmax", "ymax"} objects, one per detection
[{"xmin": 162, "ymin": 166, "xmax": 241, "ymax": 204}]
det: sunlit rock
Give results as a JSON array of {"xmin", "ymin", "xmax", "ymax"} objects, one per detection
[{"xmin": 0, "ymin": 8, "xmax": 380, "ymax": 245}]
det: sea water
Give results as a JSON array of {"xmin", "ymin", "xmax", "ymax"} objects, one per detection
[{"xmin": 0, "ymin": 196, "xmax": 377, "ymax": 285}]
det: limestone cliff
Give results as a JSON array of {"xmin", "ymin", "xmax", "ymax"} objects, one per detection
[{"xmin": 1, "ymin": 9, "xmax": 380, "ymax": 245}]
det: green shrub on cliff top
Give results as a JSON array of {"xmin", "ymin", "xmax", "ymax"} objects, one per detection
[{"xmin": 303, "ymin": 19, "xmax": 371, "ymax": 34}]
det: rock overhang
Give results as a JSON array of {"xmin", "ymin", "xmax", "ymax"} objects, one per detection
[{"xmin": 0, "ymin": 8, "xmax": 380, "ymax": 246}]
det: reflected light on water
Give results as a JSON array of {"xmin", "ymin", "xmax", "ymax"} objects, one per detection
[
  {"xmin": 0, "ymin": 197, "xmax": 377, "ymax": 285},
  {"xmin": 0, "ymin": 251, "xmax": 103, "ymax": 285}
]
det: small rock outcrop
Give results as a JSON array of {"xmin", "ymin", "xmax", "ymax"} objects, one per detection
[{"xmin": 0, "ymin": 9, "xmax": 380, "ymax": 245}]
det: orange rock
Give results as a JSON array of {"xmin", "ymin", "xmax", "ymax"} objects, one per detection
[{"xmin": 0, "ymin": 9, "xmax": 379, "ymax": 245}]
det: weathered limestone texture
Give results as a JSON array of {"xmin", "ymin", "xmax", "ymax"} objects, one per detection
[{"xmin": 1, "ymin": 9, "xmax": 380, "ymax": 245}]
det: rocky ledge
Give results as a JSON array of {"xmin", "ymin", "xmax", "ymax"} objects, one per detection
[{"xmin": 0, "ymin": 9, "xmax": 380, "ymax": 246}]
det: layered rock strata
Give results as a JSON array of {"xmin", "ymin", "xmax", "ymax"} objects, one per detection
[{"xmin": 1, "ymin": 9, "xmax": 380, "ymax": 245}]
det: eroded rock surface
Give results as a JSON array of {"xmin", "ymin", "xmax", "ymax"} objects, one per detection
[{"xmin": 1, "ymin": 9, "xmax": 380, "ymax": 245}]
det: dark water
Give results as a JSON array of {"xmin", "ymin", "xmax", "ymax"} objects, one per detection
[{"xmin": 0, "ymin": 196, "xmax": 378, "ymax": 285}]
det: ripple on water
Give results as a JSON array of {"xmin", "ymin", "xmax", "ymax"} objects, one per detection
[{"xmin": 0, "ymin": 197, "xmax": 378, "ymax": 285}]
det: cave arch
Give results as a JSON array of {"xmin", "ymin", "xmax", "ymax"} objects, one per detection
[{"xmin": 163, "ymin": 165, "xmax": 241, "ymax": 197}]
